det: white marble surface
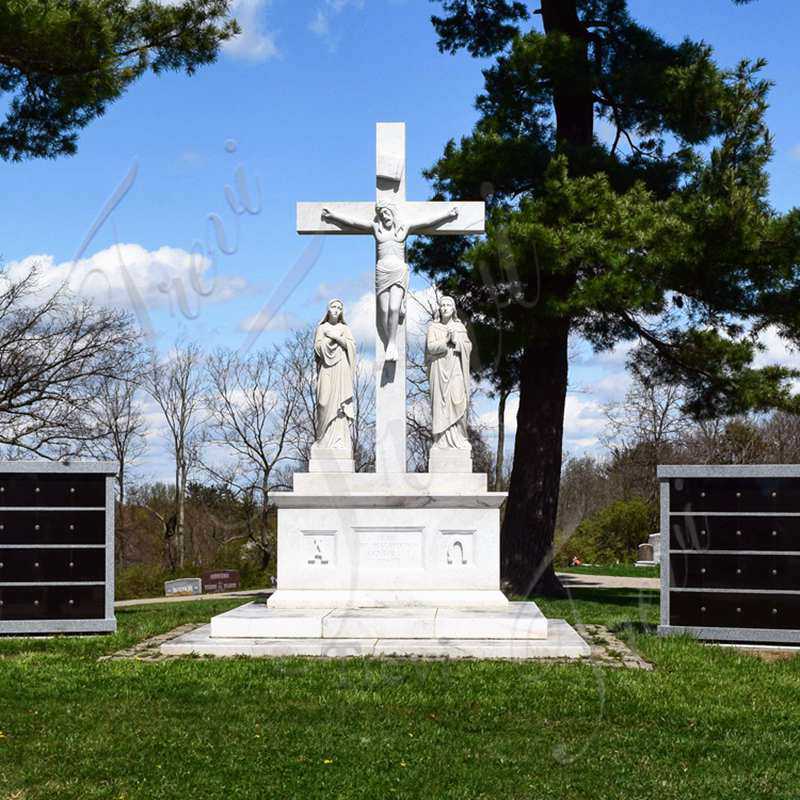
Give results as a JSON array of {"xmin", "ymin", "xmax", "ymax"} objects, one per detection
[
  {"xmin": 429, "ymin": 450, "xmax": 473, "ymax": 474},
  {"xmin": 271, "ymin": 503, "xmax": 503, "ymax": 604},
  {"xmin": 209, "ymin": 607, "xmax": 327, "ymax": 639},
  {"xmin": 291, "ymin": 471, "xmax": 489, "ymax": 495},
  {"xmin": 308, "ymin": 447, "xmax": 355, "ymax": 474},
  {"xmin": 209, "ymin": 601, "xmax": 549, "ymax": 640},
  {"xmin": 161, "ymin": 620, "xmax": 590, "ymax": 660},
  {"xmin": 434, "ymin": 604, "xmax": 548, "ymax": 639},
  {"xmin": 266, "ymin": 589, "xmax": 510, "ymax": 609},
  {"xmin": 322, "ymin": 608, "xmax": 437, "ymax": 639}
]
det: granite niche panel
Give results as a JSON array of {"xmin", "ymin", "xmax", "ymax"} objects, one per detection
[
  {"xmin": 658, "ymin": 467, "xmax": 800, "ymax": 645},
  {"xmin": 0, "ymin": 463, "xmax": 117, "ymax": 635}
]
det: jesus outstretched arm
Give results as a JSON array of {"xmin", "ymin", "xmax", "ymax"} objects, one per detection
[
  {"xmin": 410, "ymin": 206, "xmax": 459, "ymax": 232},
  {"xmin": 321, "ymin": 207, "xmax": 375, "ymax": 232}
]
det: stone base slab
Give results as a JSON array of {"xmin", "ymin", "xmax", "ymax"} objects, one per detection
[
  {"xmin": 162, "ymin": 619, "xmax": 590, "ymax": 660},
  {"xmin": 0, "ymin": 618, "xmax": 117, "ymax": 636},
  {"xmin": 285, "ymin": 471, "xmax": 496, "ymax": 500},
  {"xmin": 308, "ymin": 447, "xmax": 354, "ymax": 474},
  {"xmin": 210, "ymin": 601, "xmax": 548, "ymax": 639},
  {"xmin": 429, "ymin": 449, "xmax": 472, "ymax": 474},
  {"xmin": 266, "ymin": 589, "xmax": 510, "ymax": 609}
]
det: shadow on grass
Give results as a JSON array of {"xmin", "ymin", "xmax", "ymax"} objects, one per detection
[
  {"xmin": 612, "ymin": 621, "xmax": 659, "ymax": 636},
  {"xmin": 550, "ymin": 587, "xmax": 658, "ymax": 607}
]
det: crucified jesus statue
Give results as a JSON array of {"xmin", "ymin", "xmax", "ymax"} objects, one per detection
[{"xmin": 321, "ymin": 203, "xmax": 459, "ymax": 362}]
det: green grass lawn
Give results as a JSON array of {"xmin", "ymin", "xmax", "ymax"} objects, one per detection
[
  {"xmin": 558, "ymin": 563, "xmax": 661, "ymax": 579},
  {"xmin": 1, "ymin": 591, "xmax": 798, "ymax": 800}
]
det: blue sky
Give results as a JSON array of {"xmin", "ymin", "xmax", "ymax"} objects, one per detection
[{"xmin": 1, "ymin": 0, "xmax": 798, "ymax": 480}]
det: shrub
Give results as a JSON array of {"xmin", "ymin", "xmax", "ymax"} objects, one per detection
[{"xmin": 556, "ymin": 497, "xmax": 657, "ymax": 566}]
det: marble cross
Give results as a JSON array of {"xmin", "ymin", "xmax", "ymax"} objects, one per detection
[{"xmin": 297, "ymin": 122, "xmax": 485, "ymax": 473}]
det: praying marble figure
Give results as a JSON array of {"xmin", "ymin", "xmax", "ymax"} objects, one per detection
[
  {"xmin": 313, "ymin": 299, "xmax": 356, "ymax": 453},
  {"xmin": 425, "ymin": 296, "xmax": 473, "ymax": 454}
]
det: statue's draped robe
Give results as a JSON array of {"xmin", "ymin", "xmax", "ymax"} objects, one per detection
[
  {"xmin": 425, "ymin": 319, "xmax": 472, "ymax": 450},
  {"xmin": 375, "ymin": 226, "xmax": 409, "ymax": 296},
  {"xmin": 314, "ymin": 322, "xmax": 356, "ymax": 450}
]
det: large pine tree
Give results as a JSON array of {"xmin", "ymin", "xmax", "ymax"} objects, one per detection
[
  {"xmin": 411, "ymin": 0, "xmax": 800, "ymax": 595},
  {"xmin": 0, "ymin": 0, "xmax": 238, "ymax": 161}
]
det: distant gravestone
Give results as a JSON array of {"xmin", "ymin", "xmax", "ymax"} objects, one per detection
[
  {"xmin": 637, "ymin": 543, "xmax": 654, "ymax": 562},
  {"xmin": 165, "ymin": 578, "xmax": 202, "ymax": 597},
  {"xmin": 202, "ymin": 570, "xmax": 241, "ymax": 594}
]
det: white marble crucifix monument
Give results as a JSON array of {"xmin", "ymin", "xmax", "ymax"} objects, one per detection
[{"xmin": 297, "ymin": 122, "xmax": 485, "ymax": 473}]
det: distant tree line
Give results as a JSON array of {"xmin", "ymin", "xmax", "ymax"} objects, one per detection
[{"xmin": 555, "ymin": 372, "xmax": 800, "ymax": 564}]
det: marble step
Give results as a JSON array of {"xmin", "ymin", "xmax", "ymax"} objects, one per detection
[
  {"xmin": 209, "ymin": 602, "xmax": 549, "ymax": 640},
  {"xmin": 162, "ymin": 620, "xmax": 590, "ymax": 660}
]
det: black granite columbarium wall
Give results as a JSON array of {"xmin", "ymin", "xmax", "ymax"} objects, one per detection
[
  {"xmin": 0, "ymin": 463, "xmax": 117, "ymax": 635},
  {"xmin": 658, "ymin": 467, "xmax": 800, "ymax": 644}
]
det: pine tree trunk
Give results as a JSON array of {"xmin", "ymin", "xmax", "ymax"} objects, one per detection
[
  {"xmin": 261, "ymin": 471, "xmax": 271, "ymax": 571},
  {"xmin": 176, "ymin": 462, "xmax": 186, "ymax": 570},
  {"xmin": 496, "ymin": 0, "xmax": 593, "ymax": 597},
  {"xmin": 501, "ymin": 317, "xmax": 570, "ymax": 597},
  {"xmin": 540, "ymin": 0, "xmax": 594, "ymax": 150},
  {"xmin": 495, "ymin": 390, "xmax": 508, "ymax": 491}
]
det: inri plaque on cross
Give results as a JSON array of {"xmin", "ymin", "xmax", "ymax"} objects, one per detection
[{"xmin": 297, "ymin": 123, "xmax": 485, "ymax": 473}]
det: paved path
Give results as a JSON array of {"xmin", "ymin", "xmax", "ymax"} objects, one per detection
[
  {"xmin": 115, "ymin": 574, "xmax": 659, "ymax": 609},
  {"xmin": 556, "ymin": 573, "xmax": 660, "ymax": 591},
  {"xmin": 115, "ymin": 589, "xmax": 271, "ymax": 609}
]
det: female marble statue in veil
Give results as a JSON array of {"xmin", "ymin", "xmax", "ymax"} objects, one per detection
[
  {"xmin": 313, "ymin": 299, "xmax": 357, "ymax": 452},
  {"xmin": 425, "ymin": 296, "xmax": 472, "ymax": 453}
]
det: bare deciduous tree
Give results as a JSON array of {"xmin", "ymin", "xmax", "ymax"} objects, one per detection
[
  {"xmin": 203, "ymin": 346, "xmax": 301, "ymax": 568},
  {"xmin": 407, "ymin": 340, "xmax": 433, "ymax": 472},
  {"xmin": 85, "ymin": 376, "xmax": 147, "ymax": 506},
  {"xmin": 352, "ymin": 350, "xmax": 376, "ymax": 472},
  {"xmin": 0, "ymin": 266, "xmax": 140, "ymax": 458},
  {"xmin": 602, "ymin": 374, "xmax": 690, "ymax": 500},
  {"xmin": 490, "ymin": 384, "xmax": 515, "ymax": 490},
  {"xmin": 144, "ymin": 341, "xmax": 205, "ymax": 568},
  {"xmin": 84, "ymin": 376, "xmax": 148, "ymax": 567},
  {"xmin": 760, "ymin": 412, "xmax": 800, "ymax": 463},
  {"xmin": 680, "ymin": 416, "xmax": 768, "ymax": 465}
]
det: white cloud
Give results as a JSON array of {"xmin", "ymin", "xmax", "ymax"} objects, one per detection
[
  {"xmin": 309, "ymin": 9, "xmax": 330, "ymax": 37},
  {"xmin": 223, "ymin": 0, "xmax": 280, "ymax": 62},
  {"xmin": 239, "ymin": 310, "xmax": 304, "ymax": 333},
  {"xmin": 312, "ymin": 271, "xmax": 373, "ymax": 303},
  {"xmin": 479, "ymin": 391, "xmax": 605, "ymax": 450},
  {"xmin": 342, "ymin": 291, "xmax": 377, "ymax": 344},
  {"xmin": 342, "ymin": 286, "xmax": 440, "ymax": 348},
  {"xmin": 754, "ymin": 325, "xmax": 800, "ymax": 370},
  {"xmin": 5, "ymin": 244, "xmax": 249, "ymax": 313},
  {"xmin": 309, "ymin": 0, "xmax": 366, "ymax": 51},
  {"xmin": 177, "ymin": 149, "xmax": 206, "ymax": 170},
  {"xmin": 580, "ymin": 371, "xmax": 631, "ymax": 404},
  {"xmin": 563, "ymin": 394, "xmax": 606, "ymax": 442}
]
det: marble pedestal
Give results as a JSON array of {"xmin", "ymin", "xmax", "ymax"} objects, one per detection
[
  {"xmin": 163, "ymin": 471, "xmax": 590, "ymax": 660},
  {"xmin": 429, "ymin": 448, "xmax": 473, "ymax": 474},
  {"xmin": 267, "ymin": 472, "xmax": 507, "ymax": 609},
  {"xmin": 308, "ymin": 445, "xmax": 354, "ymax": 474}
]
